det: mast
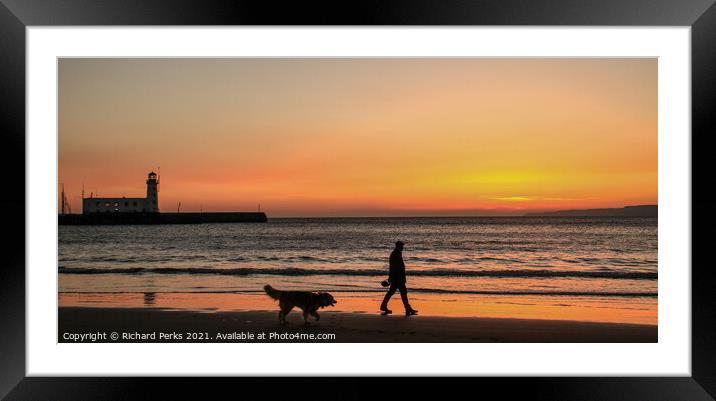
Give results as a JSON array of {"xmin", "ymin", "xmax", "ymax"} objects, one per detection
[{"xmin": 60, "ymin": 184, "xmax": 71, "ymax": 215}]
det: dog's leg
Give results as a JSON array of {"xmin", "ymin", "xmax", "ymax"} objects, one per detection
[
  {"xmin": 302, "ymin": 309, "xmax": 311, "ymax": 325},
  {"xmin": 279, "ymin": 303, "xmax": 293, "ymax": 325},
  {"xmin": 310, "ymin": 310, "xmax": 320, "ymax": 321}
]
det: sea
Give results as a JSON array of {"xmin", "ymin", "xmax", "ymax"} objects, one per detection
[{"xmin": 59, "ymin": 216, "xmax": 657, "ymax": 302}]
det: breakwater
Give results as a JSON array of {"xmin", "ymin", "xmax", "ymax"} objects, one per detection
[{"xmin": 58, "ymin": 212, "xmax": 267, "ymax": 225}]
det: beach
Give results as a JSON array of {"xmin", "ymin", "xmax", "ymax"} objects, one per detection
[
  {"xmin": 58, "ymin": 292, "xmax": 656, "ymax": 342},
  {"xmin": 59, "ymin": 306, "xmax": 656, "ymax": 343},
  {"xmin": 58, "ymin": 217, "xmax": 658, "ymax": 342}
]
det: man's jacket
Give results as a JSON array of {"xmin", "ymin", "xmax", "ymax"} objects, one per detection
[{"xmin": 388, "ymin": 249, "xmax": 406, "ymax": 283}]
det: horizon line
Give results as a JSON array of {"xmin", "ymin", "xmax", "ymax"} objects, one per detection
[{"xmin": 169, "ymin": 204, "xmax": 659, "ymax": 218}]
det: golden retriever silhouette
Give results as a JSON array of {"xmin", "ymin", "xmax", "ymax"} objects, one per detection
[{"xmin": 264, "ymin": 285, "xmax": 337, "ymax": 325}]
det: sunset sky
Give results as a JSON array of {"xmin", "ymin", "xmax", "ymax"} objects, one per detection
[{"xmin": 59, "ymin": 58, "xmax": 657, "ymax": 217}]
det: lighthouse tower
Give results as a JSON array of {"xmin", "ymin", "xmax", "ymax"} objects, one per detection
[{"xmin": 146, "ymin": 171, "xmax": 159, "ymax": 213}]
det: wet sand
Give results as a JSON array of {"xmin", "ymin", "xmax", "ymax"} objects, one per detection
[
  {"xmin": 59, "ymin": 291, "xmax": 658, "ymax": 325},
  {"xmin": 58, "ymin": 307, "xmax": 657, "ymax": 343}
]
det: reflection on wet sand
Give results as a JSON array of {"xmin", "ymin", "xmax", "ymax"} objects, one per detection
[{"xmin": 59, "ymin": 291, "xmax": 656, "ymax": 325}]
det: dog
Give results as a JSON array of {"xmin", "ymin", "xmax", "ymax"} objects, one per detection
[{"xmin": 264, "ymin": 285, "xmax": 337, "ymax": 325}]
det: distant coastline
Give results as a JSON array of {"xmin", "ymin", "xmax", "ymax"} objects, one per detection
[
  {"xmin": 262, "ymin": 205, "xmax": 658, "ymax": 219},
  {"xmin": 525, "ymin": 205, "xmax": 657, "ymax": 217}
]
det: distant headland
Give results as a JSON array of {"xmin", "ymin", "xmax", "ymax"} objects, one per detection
[{"xmin": 525, "ymin": 205, "xmax": 657, "ymax": 217}]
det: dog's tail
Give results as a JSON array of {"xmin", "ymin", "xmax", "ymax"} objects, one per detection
[{"xmin": 264, "ymin": 284, "xmax": 281, "ymax": 300}]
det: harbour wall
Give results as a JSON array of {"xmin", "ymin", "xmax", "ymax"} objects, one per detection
[{"xmin": 59, "ymin": 212, "xmax": 267, "ymax": 225}]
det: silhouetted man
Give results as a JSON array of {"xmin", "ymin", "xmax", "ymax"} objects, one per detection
[{"xmin": 380, "ymin": 241, "xmax": 418, "ymax": 316}]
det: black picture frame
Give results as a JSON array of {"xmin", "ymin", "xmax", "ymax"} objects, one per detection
[{"xmin": 1, "ymin": 0, "xmax": 714, "ymax": 399}]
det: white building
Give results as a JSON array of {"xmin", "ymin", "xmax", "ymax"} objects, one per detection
[{"xmin": 82, "ymin": 172, "xmax": 159, "ymax": 214}]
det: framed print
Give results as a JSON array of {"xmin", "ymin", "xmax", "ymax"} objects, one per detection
[{"xmin": 1, "ymin": 0, "xmax": 715, "ymax": 399}]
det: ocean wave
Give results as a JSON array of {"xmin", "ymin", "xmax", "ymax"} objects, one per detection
[{"xmin": 58, "ymin": 266, "xmax": 657, "ymax": 280}]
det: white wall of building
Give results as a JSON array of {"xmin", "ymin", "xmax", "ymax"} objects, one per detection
[{"xmin": 81, "ymin": 172, "xmax": 159, "ymax": 214}]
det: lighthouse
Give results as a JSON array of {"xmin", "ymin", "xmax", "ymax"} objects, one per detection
[
  {"xmin": 146, "ymin": 171, "xmax": 159, "ymax": 213},
  {"xmin": 68, "ymin": 169, "xmax": 267, "ymax": 224},
  {"xmin": 81, "ymin": 171, "xmax": 161, "ymax": 214}
]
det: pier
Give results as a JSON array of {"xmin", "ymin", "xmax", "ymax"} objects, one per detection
[
  {"xmin": 58, "ymin": 212, "xmax": 267, "ymax": 225},
  {"xmin": 59, "ymin": 171, "xmax": 267, "ymax": 225}
]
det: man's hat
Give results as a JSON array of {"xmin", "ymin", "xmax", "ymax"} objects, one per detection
[{"xmin": 395, "ymin": 241, "xmax": 405, "ymax": 247}]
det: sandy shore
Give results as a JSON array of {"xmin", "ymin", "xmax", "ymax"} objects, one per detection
[
  {"xmin": 59, "ymin": 291, "xmax": 658, "ymax": 325},
  {"xmin": 58, "ymin": 307, "xmax": 657, "ymax": 343}
]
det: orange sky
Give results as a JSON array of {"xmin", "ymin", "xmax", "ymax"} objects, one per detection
[{"xmin": 58, "ymin": 58, "xmax": 657, "ymax": 217}]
